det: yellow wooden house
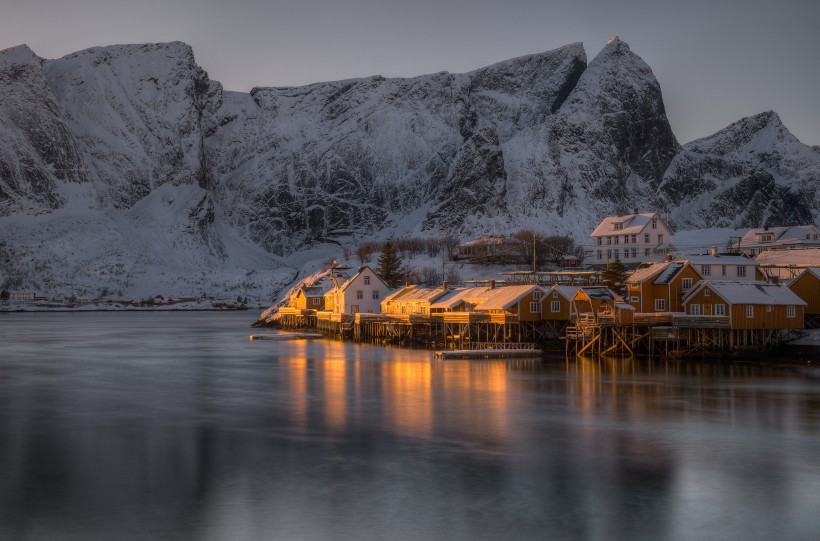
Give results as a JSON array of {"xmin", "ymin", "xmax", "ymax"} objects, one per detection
[
  {"xmin": 542, "ymin": 285, "xmax": 581, "ymax": 321},
  {"xmin": 381, "ymin": 285, "xmax": 451, "ymax": 317},
  {"xmin": 682, "ymin": 281, "xmax": 806, "ymax": 330},
  {"xmin": 625, "ymin": 260, "xmax": 702, "ymax": 313},
  {"xmin": 788, "ymin": 268, "xmax": 820, "ymax": 326}
]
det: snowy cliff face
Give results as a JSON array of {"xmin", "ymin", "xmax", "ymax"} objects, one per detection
[
  {"xmin": 660, "ymin": 111, "xmax": 820, "ymax": 228},
  {"xmin": 0, "ymin": 39, "xmax": 818, "ymax": 301},
  {"xmin": 0, "ymin": 45, "xmax": 87, "ymax": 215},
  {"xmin": 490, "ymin": 38, "xmax": 680, "ymax": 238},
  {"xmin": 207, "ymin": 43, "xmax": 587, "ymax": 254},
  {"xmin": 44, "ymin": 42, "xmax": 223, "ymax": 209}
]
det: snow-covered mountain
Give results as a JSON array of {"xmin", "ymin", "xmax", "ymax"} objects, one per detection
[{"xmin": 0, "ymin": 38, "xmax": 818, "ymax": 302}]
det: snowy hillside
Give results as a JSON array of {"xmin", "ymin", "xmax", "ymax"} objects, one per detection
[{"xmin": 0, "ymin": 39, "xmax": 818, "ymax": 303}]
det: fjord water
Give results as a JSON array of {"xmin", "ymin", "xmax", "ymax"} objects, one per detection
[{"xmin": 1, "ymin": 312, "xmax": 819, "ymax": 541}]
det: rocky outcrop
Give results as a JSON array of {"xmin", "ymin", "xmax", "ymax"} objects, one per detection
[
  {"xmin": 660, "ymin": 111, "xmax": 819, "ymax": 228},
  {"xmin": 0, "ymin": 45, "xmax": 87, "ymax": 215}
]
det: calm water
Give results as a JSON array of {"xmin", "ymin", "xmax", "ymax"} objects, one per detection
[{"xmin": 1, "ymin": 311, "xmax": 819, "ymax": 541}]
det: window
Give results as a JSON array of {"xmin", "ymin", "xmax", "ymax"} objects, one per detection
[
  {"xmin": 372, "ymin": 290, "xmax": 379, "ymax": 300},
  {"xmin": 701, "ymin": 265, "xmax": 711, "ymax": 276},
  {"xmin": 530, "ymin": 302, "xmax": 541, "ymax": 313},
  {"xmin": 356, "ymin": 290, "xmax": 363, "ymax": 300},
  {"xmin": 631, "ymin": 248, "xmax": 637, "ymax": 258},
  {"xmin": 607, "ymin": 249, "xmax": 612, "ymax": 260},
  {"xmin": 597, "ymin": 238, "xmax": 602, "ymax": 246},
  {"xmin": 682, "ymin": 278, "xmax": 692, "ymax": 289},
  {"xmin": 766, "ymin": 305, "xmax": 772, "ymax": 313},
  {"xmin": 607, "ymin": 236, "xmax": 612, "ymax": 245},
  {"xmin": 552, "ymin": 291, "xmax": 558, "ymax": 298},
  {"xmin": 551, "ymin": 301, "xmax": 561, "ymax": 313},
  {"xmin": 644, "ymin": 233, "xmax": 650, "ymax": 243},
  {"xmin": 364, "ymin": 276, "xmax": 371, "ymax": 285},
  {"xmin": 737, "ymin": 266, "xmax": 747, "ymax": 277},
  {"xmin": 533, "ymin": 291, "xmax": 541, "ymax": 300},
  {"xmin": 746, "ymin": 305, "xmax": 754, "ymax": 318},
  {"xmin": 312, "ymin": 297, "xmax": 321, "ymax": 306},
  {"xmin": 690, "ymin": 304, "xmax": 701, "ymax": 315},
  {"xmin": 704, "ymin": 289, "xmax": 710, "ymax": 297},
  {"xmin": 597, "ymin": 250, "xmax": 602, "ymax": 260},
  {"xmin": 645, "ymin": 248, "xmax": 651, "ymax": 256},
  {"xmin": 614, "ymin": 222, "xmax": 623, "ymax": 230},
  {"xmin": 714, "ymin": 304, "xmax": 725, "ymax": 316},
  {"xmin": 614, "ymin": 249, "xmax": 620, "ymax": 260},
  {"xmin": 721, "ymin": 265, "xmax": 727, "ymax": 276},
  {"xmin": 657, "ymin": 234, "xmax": 664, "ymax": 244},
  {"xmin": 652, "ymin": 218, "xmax": 658, "ymax": 229},
  {"xmin": 655, "ymin": 299, "xmax": 666, "ymax": 311},
  {"xmin": 630, "ymin": 296, "xmax": 639, "ymax": 303},
  {"xmin": 787, "ymin": 305, "xmax": 796, "ymax": 318},
  {"xmin": 631, "ymin": 235, "xmax": 637, "ymax": 244},
  {"xmin": 761, "ymin": 233, "xmax": 773, "ymax": 242},
  {"xmin": 614, "ymin": 236, "xmax": 619, "ymax": 245}
]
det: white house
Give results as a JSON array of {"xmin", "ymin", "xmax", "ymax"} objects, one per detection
[
  {"xmin": 9, "ymin": 291, "xmax": 35, "ymax": 302},
  {"xmin": 327, "ymin": 266, "xmax": 392, "ymax": 315},
  {"xmin": 738, "ymin": 225, "xmax": 820, "ymax": 255},
  {"xmin": 685, "ymin": 251, "xmax": 761, "ymax": 281},
  {"xmin": 586, "ymin": 211, "xmax": 675, "ymax": 265}
]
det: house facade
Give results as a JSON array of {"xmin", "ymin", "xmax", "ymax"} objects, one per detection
[
  {"xmin": 625, "ymin": 260, "xmax": 703, "ymax": 313},
  {"xmin": 327, "ymin": 266, "xmax": 392, "ymax": 314},
  {"xmin": 471, "ymin": 285, "xmax": 546, "ymax": 323},
  {"xmin": 586, "ymin": 211, "xmax": 675, "ymax": 265},
  {"xmin": 542, "ymin": 285, "xmax": 580, "ymax": 321},
  {"xmin": 682, "ymin": 281, "xmax": 806, "ymax": 329},
  {"xmin": 686, "ymin": 253, "xmax": 762, "ymax": 282},
  {"xmin": 788, "ymin": 268, "xmax": 820, "ymax": 322}
]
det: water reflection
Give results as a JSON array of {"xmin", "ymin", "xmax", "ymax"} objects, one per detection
[{"xmin": 1, "ymin": 313, "xmax": 819, "ymax": 541}]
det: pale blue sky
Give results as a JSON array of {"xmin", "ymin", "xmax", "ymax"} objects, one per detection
[{"xmin": 2, "ymin": 0, "xmax": 818, "ymax": 145}]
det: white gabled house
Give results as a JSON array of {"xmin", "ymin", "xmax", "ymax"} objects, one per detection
[
  {"xmin": 326, "ymin": 266, "xmax": 392, "ymax": 315},
  {"xmin": 586, "ymin": 211, "xmax": 675, "ymax": 265}
]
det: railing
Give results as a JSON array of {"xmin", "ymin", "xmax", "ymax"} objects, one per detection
[{"xmin": 672, "ymin": 315, "xmax": 730, "ymax": 328}]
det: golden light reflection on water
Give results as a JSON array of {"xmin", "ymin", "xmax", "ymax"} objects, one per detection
[
  {"xmin": 277, "ymin": 340, "xmax": 543, "ymax": 441},
  {"xmin": 381, "ymin": 360, "xmax": 433, "ymax": 438}
]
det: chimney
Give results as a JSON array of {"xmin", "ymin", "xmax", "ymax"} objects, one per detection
[
  {"xmin": 665, "ymin": 253, "xmax": 674, "ymax": 262},
  {"xmin": 489, "ymin": 280, "xmax": 495, "ymax": 290},
  {"xmin": 442, "ymin": 280, "xmax": 447, "ymax": 290},
  {"xmin": 711, "ymin": 246, "xmax": 718, "ymax": 257},
  {"xmin": 616, "ymin": 209, "xmax": 623, "ymax": 217},
  {"xmin": 633, "ymin": 207, "xmax": 639, "ymax": 215}
]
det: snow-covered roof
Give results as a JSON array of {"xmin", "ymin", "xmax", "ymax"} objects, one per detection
[
  {"xmin": 686, "ymin": 254, "xmax": 756, "ymax": 266},
  {"xmin": 550, "ymin": 285, "xmax": 581, "ymax": 301},
  {"xmin": 755, "ymin": 248, "xmax": 820, "ymax": 266},
  {"xmin": 338, "ymin": 266, "xmax": 387, "ymax": 291},
  {"xmin": 626, "ymin": 262, "xmax": 667, "ymax": 284},
  {"xmin": 590, "ymin": 212, "xmax": 660, "ymax": 237},
  {"xmin": 653, "ymin": 262, "xmax": 687, "ymax": 284},
  {"xmin": 430, "ymin": 287, "xmax": 491, "ymax": 310},
  {"xmin": 301, "ymin": 285, "xmax": 332, "ymax": 297},
  {"xmin": 473, "ymin": 285, "xmax": 542, "ymax": 311},
  {"xmin": 576, "ymin": 287, "xmax": 616, "ymax": 301},
  {"xmin": 384, "ymin": 285, "xmax": 449, "ymax": 303},
  {"xmin": 740, "ymin": 225, "xmax": 820, "ymax": 247},
  {"xmin": 459, "ymin": 235, "xmax": 515, "ymax": 247},
  {"xmin": 684, "ymin": 281, "xmax": 807, "ymax": 306}
]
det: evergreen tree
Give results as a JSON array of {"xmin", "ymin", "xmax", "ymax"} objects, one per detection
[
  {"xmin": 377, "ymin": 240, "xmax": 404, "ymax": 287},
  {"xmin": 602, "ymin": 259, "xmax": 628, "ymax": 296}
]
